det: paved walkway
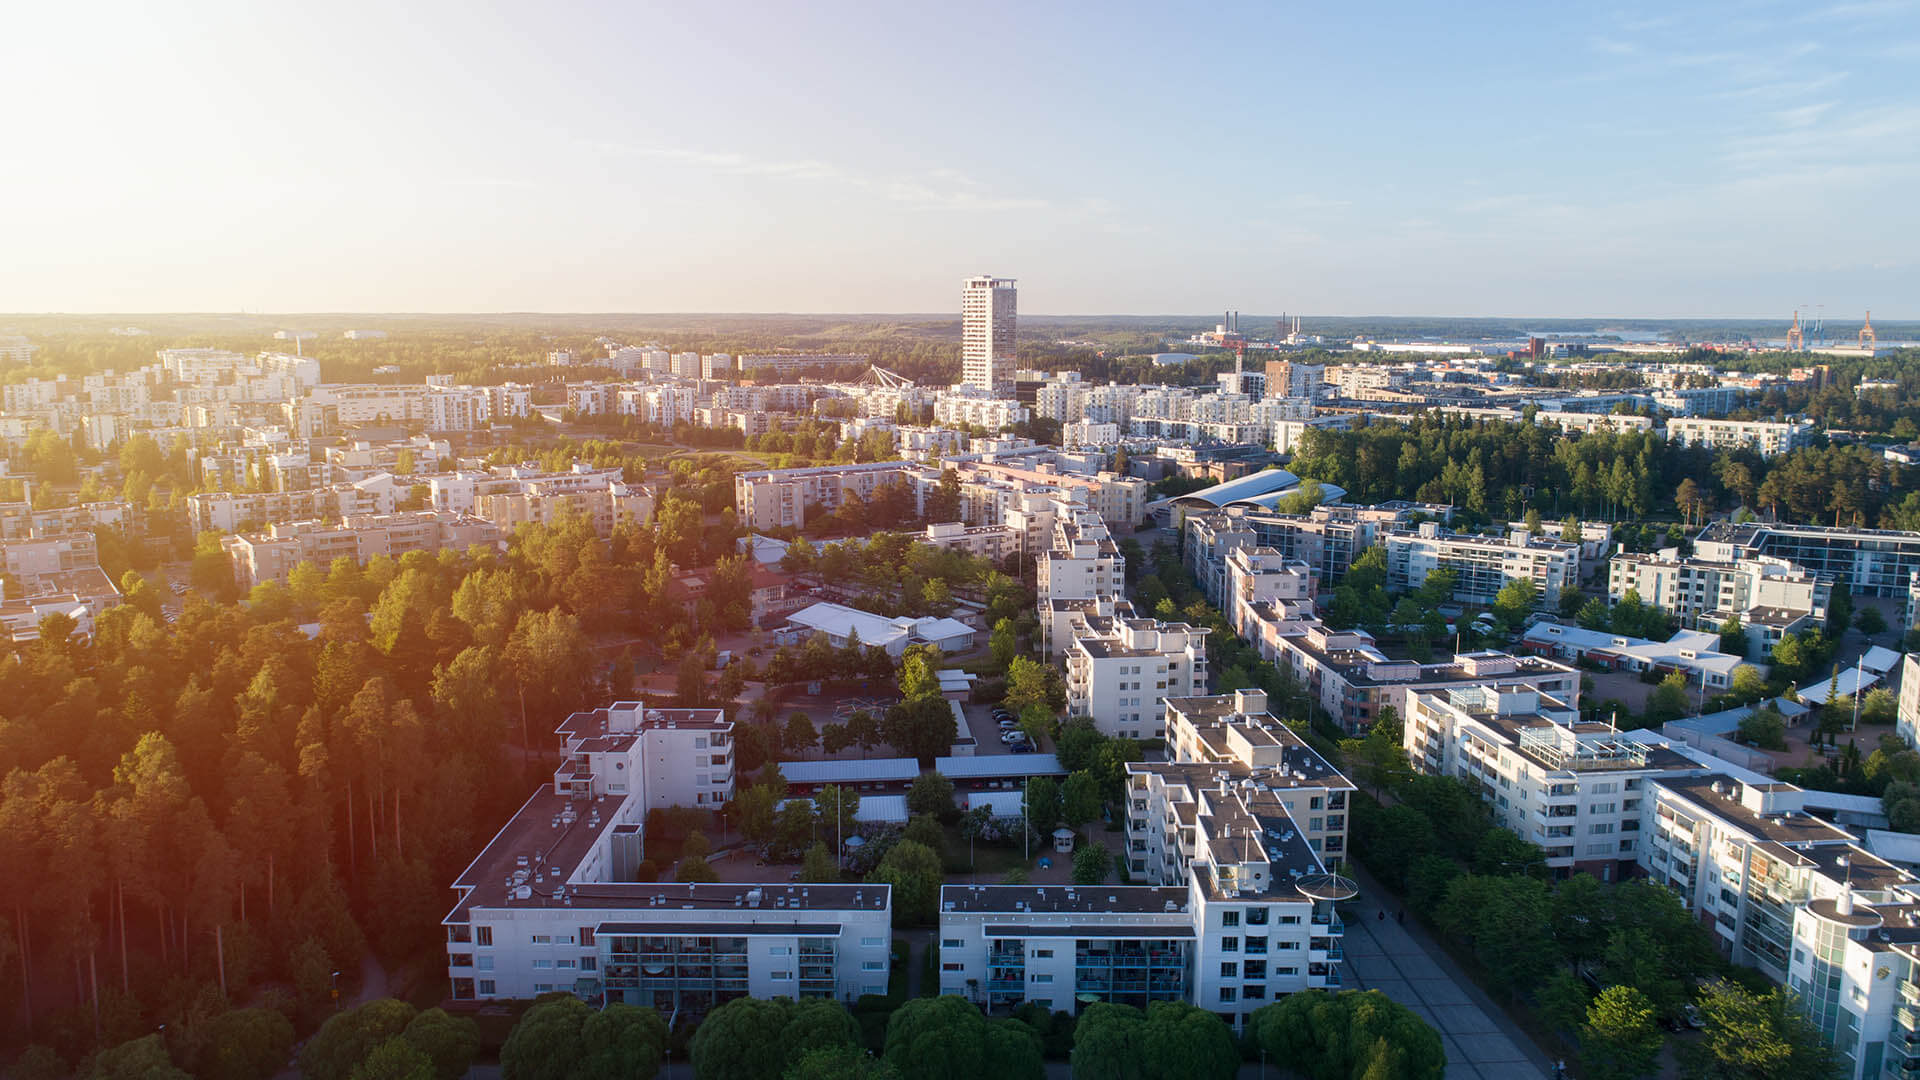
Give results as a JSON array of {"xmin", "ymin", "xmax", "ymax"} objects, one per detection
[{"xmin": 1341, "ymin": 866, "xmax": 1552, "ymax": 1080}]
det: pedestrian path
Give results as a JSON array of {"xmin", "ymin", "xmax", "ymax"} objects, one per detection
[{"xmin": 1340, "ymin": 868, "xmax": 1550, "ymax": 1080}]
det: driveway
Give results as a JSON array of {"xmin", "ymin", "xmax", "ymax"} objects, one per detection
[{"xmin": 1341, "ymin": 868, "xmax": 1552, "ymax": 1080}]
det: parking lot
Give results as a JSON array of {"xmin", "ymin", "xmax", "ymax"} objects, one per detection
[{"xmin": 959, "ymin": 700, "xmax": 1032, "ymax": 756}]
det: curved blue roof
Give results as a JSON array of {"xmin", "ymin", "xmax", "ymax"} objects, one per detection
[{"xmin": 1171, "ymin": 468, "xmax": 1300, "ymax": 508}]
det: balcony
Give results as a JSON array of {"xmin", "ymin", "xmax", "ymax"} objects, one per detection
[
  {"xmin": 1901, "ymin": 980, "xmax": 1920, "ymax": 1009},
  {"xmin": 1310, "ymin": 913, "xmax": 1344, "ymax": 935}
]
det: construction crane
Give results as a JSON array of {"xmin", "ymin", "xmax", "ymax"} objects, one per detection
[
  {"xmin": 1860, "ymin": 311, "xmax": 1877, "ymax": 351},
  {"xmin": 1786, "ymin": 309, "xmax": 1805, "ymax": 352}
]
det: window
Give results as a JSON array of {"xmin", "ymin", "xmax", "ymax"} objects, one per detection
[
  {"xmin": 533, "ymin": 959, "xmax": 552, "ymax": 969},
  {"xmin": 1245, "ymin": 936, "xmax": 1267, "ymax": 954},
  {"xmin": 1590, "ymin": 823, "xmax": 1613, "ymax": 835},
  {"xmin": 534, "ymin": 984, "xmax": 554, "ymax": 993},
  {"xmin": 556, "ymin": 959, "xmax": 576, "ymax": 970},
  {"xmin": 772, "ymin": 971, "xmax": 794, "ymax": 981},
  {"xmin": 1245, "ymin": 960, "xmax": 1266, "ymax": 978},
  {"xmin": 1278, "ymin": 915, "xmax": 1300, "ymax": 926},
  {"xmin": 863, "ymin": 960, "xmax": 886, "ymax": 971},
  {"xmin": 863, "ymin": 937, "xmax": 886, "ymax": 947},
  {"xmin": 478, "ymin": 980, "xmax": 496, "ymax": 995},
  {"xmin": 1245, "ymin": 985, "xmax": 1267, "ymax": 1000},
  {"xmin": 1278, "ymin": 941, "xmax": 1300, "ymax": 951},
  {"xmin": 1219, "ymin": 987, "xmax": 1237, "ymax": 1002},
  {"xmin": 1309, "ymin": 817, "xmax": 1323, "ymax": 832},
  {"xmin": 580, "ymin": 957, "xmax": 597, "ymax": 972},
  {"xmin": 1246, "ymin": 909, "xmax": 1269, "ymax": 926},
  {"xmin": 476, "ymin": 956, "xmax": 494, "ymax": 972},
  {"xmin": 1221, "ymin": 911, "xmax": 1240, "ymax": 928},
  {"xmin": 579, "ymin": 927, "xmax": 596, "ymax": 947},
  {"xmin": 530, "ymin": 934, "xmax": 551, "ymax": 945},
  {"xmin": 1309, "ymin": 796, "xmax": 1323, "ymax": 810},
  {"xmin": 1032, "ymin": 974, "xmax": 1054, "ymax": 984},
  {"xmin": 941, "ymin": 939, "xmax": 964, "ymax": 949},
  {"xmin": 1277, "ymin": 967, "xmax": 1298, "ymax": 976},
  {"xmin": 1221, "ymin": 937, "xmax": 1239, "ymax": 952},
  {"xmin": 942, "ymin": 962, "xmax": 963, "ymax": 972},
  {"xmin": 1035, "ymin": 949, "xmax": 1054, "ymax": 958},
  {"xmin": 769, "ymin": 946, "xmax": 793, "ymax": 956},
  {"xmin": 1220, "ymin": 962, "xmax": 1238, "ymax": 977}
]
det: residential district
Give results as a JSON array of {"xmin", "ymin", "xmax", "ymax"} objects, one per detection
[{"xmin": 2, "ymin": 291, "xmax": 1919, "ymax": 1079}]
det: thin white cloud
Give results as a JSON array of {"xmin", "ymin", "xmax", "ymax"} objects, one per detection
[
  {"xmin": 1798, "ymin": 0, "xmax": 1916, "ymax": 20},
  {"xmin": 602, "ymin": 143, "xmax": 1047, "ymax": 212},
  {"xmin": 1713, "ymin": 73, "xmax": 1850, "ymax": 100},
  {"xmin": 1777, "ymin": 101, "xmax": 1837, "ymax": 127}
]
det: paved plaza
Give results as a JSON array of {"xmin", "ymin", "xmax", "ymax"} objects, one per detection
[{"xmin": 1341, "ymin": 870, "xmax": 1552, "ymax": 1080}]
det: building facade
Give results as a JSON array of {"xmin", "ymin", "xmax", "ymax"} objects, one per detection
[{"xmin": 962, "ymin": 276, "xmax": 1018, "ymax": 398}]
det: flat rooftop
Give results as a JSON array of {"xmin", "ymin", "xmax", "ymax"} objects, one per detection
[
  {"xmin": 1654, "ymin": 774, "xmax": 1856, "ymax": 847},
  {"xmin": 941, "ymin": 883, "xmax": 1191, "ymax": 916}
]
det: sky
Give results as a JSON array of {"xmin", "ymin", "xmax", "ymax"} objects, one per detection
[{"xmin": 2, "ymin": 0, "xmax": 1916, "ymax": 317}]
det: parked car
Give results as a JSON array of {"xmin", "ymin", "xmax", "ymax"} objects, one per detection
[
  {"xmin": 1681, "ymin": 1004, "xmax": 1702, "ymax": 1030},
  {"xmin": 1000, "ymin": 731, "xmax": 1028, "ymax": 745},
  {"xmin": 997, "ymin": 717, "xmax": 1018, "ymax": 729},
  {"xmin": 1010, "ymin": 743, "xmax": 1036, "ymax": 754}
]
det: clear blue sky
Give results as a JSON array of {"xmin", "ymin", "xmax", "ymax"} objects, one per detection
[{"xmin": 4, "ymin": 0, "xmax": 1915, "ymax": 316}]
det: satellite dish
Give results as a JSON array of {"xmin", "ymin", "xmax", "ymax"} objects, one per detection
[{"xmin": 1296, "ymin": 873, "xmax": 1360, "ymax": 901}]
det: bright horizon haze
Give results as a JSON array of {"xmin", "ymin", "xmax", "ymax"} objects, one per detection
[{"xmin": 4, "ymin": 1, "xmax": 1916, "ymax": 317}]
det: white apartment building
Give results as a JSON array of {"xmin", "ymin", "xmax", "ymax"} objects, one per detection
[
  {"xmin": 1223, "ymin": 548, "xmax": 1317, "ymax": 642},
  {"xmin": 1405, "ymin": 685, "xmax": 1693, "ymax": 880},
  {"xmin": 474, "ymin": 477, "xmax": 654, "ymax": 539},
  {"xmin": 962, "ymin": 275, "xmax": 1017, "ymax": 398},
  {"xmin": 1641, "ymin": 773, "xmax": 1920, "ymax": 1080},
  {"xmin": 941, "ymin": 690, "xmax": 1355, "ymax": 1029},
  {"xmin": 933, "ymin": 393, "xmax": 1029, "ymax": 431},
  {"xmin": 732, "ymin": 462, "xmax": 932, "ymax": 532},
  {"xmin": 1608, "ymin": 549, "xmax": 1828, "ymax": 654},
  {"xmin": 1062, "ymin": 420, "xmax": 1121, "ymax": 448},
  {"xmin": 486, "ymin": 384, "xmax": 534, "ymax": 420},
  {"xmin": 1037, "ymin": 510, "xmax": 1126, "ymax": 604},
  {"xmin": 921, "ymin": 521, "xmax": 1021, "ymax": 562},
  {"xmin": 186, "ymin": 479, "xmax": 396, "ymax": 534},
  {"xmin": 444, "ymin": 705, "xmax": 893, "ymax": 1010},
  {"xmin": 1899, "ymin": 654, "xmax": 1920, "ymax": 748},
  {"xmin": 1666, "ymin": 417, "xmax": 1815, "ymax": 457},
  {"xmin": 949, "ymin": 459, "xmax": 1145, "ymax": 530},
  {"xmin": 221, "ymin": 510, "xmax": 502, "ymax": 588},
  {"xmin": 1266, "ymin": 620, "xmax": 1580, "ymax": 733},
  {"xmin": 1535, "ymin": 411, "xmax": 1656, "ymax": 436},
  {"xmin": 1270, "ymin": 415, "xmax": 1352, "ymax": 455},
  {"xmin": 1063, "ymin": 611, "xmax": 1208, "ymax": 739},
  {"xmin": 1386, "ymin": 523, "xmax": 1577, "ymax": 608}
]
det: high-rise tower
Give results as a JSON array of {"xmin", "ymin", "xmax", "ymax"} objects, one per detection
[{"xmin": 962, "ymin": 275, "xmax": 1017, "ymax": 398}]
